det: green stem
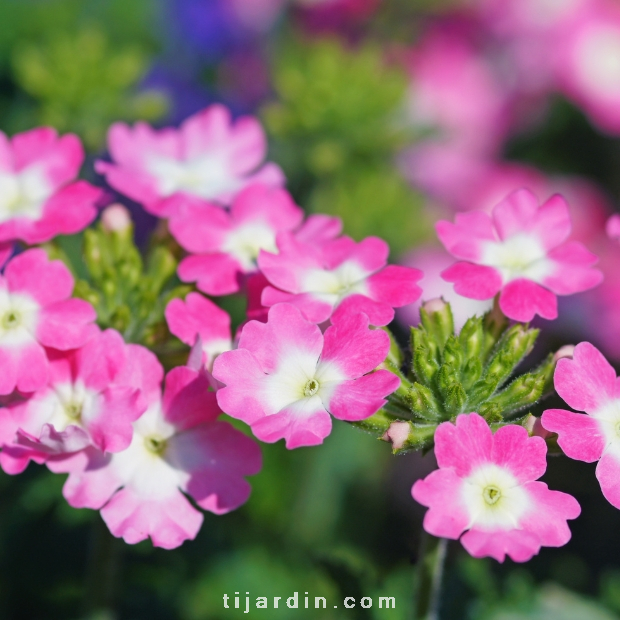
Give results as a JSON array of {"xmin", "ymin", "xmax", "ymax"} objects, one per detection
[{"xmin": 414, "ymin": 533, "xmax": 448, "ymax": 620}]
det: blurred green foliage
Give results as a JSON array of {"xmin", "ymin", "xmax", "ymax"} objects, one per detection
[
  {"xmin": 263, "ymin": 38, "xmax": 431, "ymax": 256},
  {"xmin": 12, "ymin": 28, "xmax": 168, "ymax": 150}
]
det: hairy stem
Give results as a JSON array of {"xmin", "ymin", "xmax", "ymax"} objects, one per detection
[{"xmin": 414, "ymin": 533, "xmax": 448, "ymax": 620}]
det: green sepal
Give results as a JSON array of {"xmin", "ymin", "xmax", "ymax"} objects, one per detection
[{"xmin": 419, "ymin": 300, "xmax": 454, "ymax": 349}]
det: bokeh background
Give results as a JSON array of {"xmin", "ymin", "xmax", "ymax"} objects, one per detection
[{"xmin": 3, "ymin": 0, "xmax": 620, "ymax": 618}]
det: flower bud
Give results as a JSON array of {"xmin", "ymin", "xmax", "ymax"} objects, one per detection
[
  {"xmin": 101, "ymin": 203, "xmax": 132, "ymax": 232},
  {"xmin": 420, "ymin": 297, "xmax": 454, "ymax": 348},
  {"xmin": 553, "ymin": 345, "xmax": 575, "ymax": 362},
  {"xmin": 524, "ymin": 414, "xmax": 550, "ymax": 439}
]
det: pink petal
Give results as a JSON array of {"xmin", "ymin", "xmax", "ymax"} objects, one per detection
[
  {"xmin": 490, "ymin": 424, "xmax": 548, "ymax": 483},
  {"xmin": 178, "ymin": 253, "xmax": 244, "ymax": 295},
  {"xmin": 461, "ymin": 527, "xmax": 541, "ymax": 563},
  {"xmin": 168, "ymin": 201, "xmax": 229, "ymax": 253},
  {"xmin": 553, "ymin": 342, "xmax": 616, "ymax": 412},
  {"xmin": 101, "ymin": 487, "xmax": 203, "ymax": 549},
  {"xmin": 433, "ymin": 413, "xmax": 493, "ymax": 476},
  {"xmin": 441, "ymin": 262, "xmax": 502, "ymax": 300},
  {"xmin": 5, "ymin": 249, "xmax": 74, "ymax": 305},
  {"xmin": 326, "ymin": 371, "xmax": 400, "ymax": 421},
  {"xmin": 236, "ymin": 303, "xmax": 323, "ymax": 374},
  {"xmin": 294, "ymin": 214, "xmax": 342, "ymax": 244},
  {"xmin": 95, "ymin": 160, "xmax": 161, "ymax": 211},
  {"xmin": 596, "ymin": 451, "xmax": 620, "ymax": 510},
  {"xmin": 541, "ymin": 409, "xmax": 605, "ymax": 462},
  {"xmin": 607, "ymin": 214, "xmax": 620, "ymax": 241},
  {"xmin": 16, "ymin": 424, "xmax": 91, "ymax": 454},
  {"xmin": 499, "ymin": 279, "xmax": 557, "ymax": 321},
  {"xmin": 261, "ymin": 287, "xmax": 334, "ymax": 324},
  {"xmin": 543, "ymin": 241, "xmax": 603, "ymax": 295},
  {"xmin": 231, "ymin": 183, "xmax": 302, "ymax": 231},
  {"xmin": 530, "ymin": 194, "xmax": 572, "ymax": 250},
  {"xmin": 412, "ymin": 469, "xmax": 470, "ymax": 539},
  {"xmin": 170, "ymin": 421, "xmax": 262, "ymax": 514},
  {"xmin": 13, "ymin": 343, "xmax": 49, "ymax": 394},
  {"xmin": 320, "ymin": 311, "xmax": 390, "ymax": 378},
  {"xmin": 436, "ymin": 211, "xmax": 496, "ymax": 260},
  {"xmin": 163, "ymin": 366, "xmax": 221, "ymax": 429},
  {"xmin": 331, "ymin": 295, "xmax": 395, "ymax": 327},
  {"xmin": 114, "ymin": 344, "xmax": 164, "ymax": 408},
  {"xmin": 365, "ymin": 264, "xmax": 423, "ymax": 308},
  {"xmin": 491, "ymin": 188, "xmax": 541, "ymax": 242},
  {"xmin": 36, "ymin": 299, "xmax": 97, "ymax": 349}
]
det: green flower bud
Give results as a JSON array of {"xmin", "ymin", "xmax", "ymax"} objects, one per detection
[
  {"xmin": 405, "ymin": 383, "xmax": 441, "ymax": 421},
  {"xmin": 413, "ymin": 346, "xmax": 440, "ymax": 386},
  {"xmin": 420, "ymin": 298, "xmax": 454, "ymax": 349}
]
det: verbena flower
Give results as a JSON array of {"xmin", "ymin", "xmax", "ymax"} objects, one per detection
[
  {"xmin": 0, "ymin": 249, "xmax": 96, "ymax": 395},
  {"xmin": 96, "ymin": 104, "xmax": 284, "ymax": 217},
  {"xmin": 0, "ymin": 127, "xmax": 100, "ymax": 243},
  {"xmin": 171, "ymin": 183, "xmax": 303, "ymax": 295},
  {"xmin": 542, "ymin": 342, "xmax": 620, "ymax": 510},
  {"xmin": 213, "ymin": 303, "xmax": 400, "ymax": 448},
  {"xmin": 437, "ymin": 188, "xmax": 602, "ymax": 321},
  {"xmin": 258, "ymin": 234, "xmax": 423, "ymax": 326},
  {"xmin": 412, "ymin": 412, "xmax": 580, "ymax": 562},
  {"xmin": 0, "ymin": 329, "xmax": 154, "ymax": 473},
  {"xmin": 50, "ymin": 366, "xmax": 261, "ymax": 549}
]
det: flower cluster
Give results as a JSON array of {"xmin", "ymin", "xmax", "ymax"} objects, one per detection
[{"xmin": 0, "ymin": 103, "xmax": 611, "ymax": 565}]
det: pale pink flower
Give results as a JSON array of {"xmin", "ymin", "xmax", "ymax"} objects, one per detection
[
  {"xmin": 0, "ymin": 249, "xmax": 96, "ymax": 395},
  {"xmin": 258, "ymin": 234, "xmax": 423, "ymax": 326},
  {"xmin": 607, "ymin": 214, "xmax": 620, "ymax": 242},
  {"xmin": 213, "ymin": 303, "xmax": 399, "ymax": 448},
  {"xmin": 165, "ymin": 293, "xmax": 232, "ymax": 371},
  {"xmin": 172, "ymin": 184, "xmax": 303, "ymax": 295},
  {"xmin": 437, "ymin": 188, "xmax": 603, "ymax": 322},
  {"xmin": 0, "ymin": 329, "xmax": 156, "ymax": 473},
  {"xmin": 49, "ymin": 366, "xmax": 262, "ymax": 549},
  {"xmin": 542, "ymin": 341, "xmax": 620, "ymax": 510},
  {"xmin": 555, "ymin": 2, "xmax": 620, "ymax": 135},
  {"xmin": 95, "ymin": 105, "xmax": 284, "ymax": 217},
  {"xmin": 412, "ymin": 413, "xmax": 580, "ymax": 562},
  {"xmin": 0, "ymin": 127, "xmax": 100, "ymax": 243}
]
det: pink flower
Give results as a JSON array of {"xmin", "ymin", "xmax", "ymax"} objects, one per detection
[
  {"xmin": 212, "ymin": 303, "xmax": 400, "ymax": 449},
  {"xmin": 0, "ymin": 127, "xmax": 100, "ymax": 243},
  {"xmin": 0, "ymin": 329, "xmax": 155, "ymax": 473},
  {"xmin": 607, "ymin": 214, "xmax": 620, "ymax": 242},
  {"xmin": 0, "ymin": 249, "xmax": 96, "ymax": 395},
  {"xmin": 95, "ymin": 104, "xmax": 284, "ymax": 217},
  {"xmin": 542, "ymin": 341, "xmax": 620, "ymax": 510},
  {"xmin": 172, "ymin": 184, "xmax": 304, "ymax": 295},
  {"xmin": 50, "ymin": 366, "xmax": 262, "ymax": 549},
  {"xmin": 412, "ymin": 413, "xmax": 580, "ymax": 562},
  {"xmin": 258, "ymin": 234, "xmax": 423, "ymax": 326},
  {"xmin": 165, "ymin": 292, "xmax": 232, "ymax": 371},
  {"xmin": 437, "ymin": 188, "xmax": 603, "ymax": 322}
]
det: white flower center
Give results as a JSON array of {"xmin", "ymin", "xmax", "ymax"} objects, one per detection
[
  {"xmin": 146, "ymin": 153, "xmax": 240, "ymax": 200},
  {"xmin": 575, "ymin": 25, "xmax": 620, "ymax": 99},
  {"xmin": 301, "ymin": 260, "xmax": 370, "ymax": 305},
  {"xmin": 0, "ymin": 167, "xmax": 51, "ymax": 223},
  {"xmin": 481, "ymin": 232, "xmax": 552, "ymax": 284},
  {"xmin": 222, "ymin": 222, "xmax": 277, "ymax": 270},
  {"xmin": 592, "ymin": 400, "xmax": 620, "ymax": 455},
  {"xmin": 0, "ymin": 291, "xmax": 39, "ymax": 347},
  {"xmin": 461, "ymin": 463, "xmax": 530, "ymax": 530},
  {"xmin": 144, "ymin": 434, "xmax": 168, "ymax": 455},
  {"xmin": 303, "ymin": 378, "xmax": 320, "ymax": 397}
]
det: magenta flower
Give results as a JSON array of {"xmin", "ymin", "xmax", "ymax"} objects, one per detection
[
  {"xmin": 542, "ymin": 342, "xmax": 620, "ymax": 510},
  {"xmin": 213, "ymin": 303, "xmax": 400, "ymax": 449},
  {"xmin": 0, "ymin": 127, "xmax": 100, "ymax": 244},
  {"xmin": 172, "ymin": 184, "xmax": 303, "ymax": 295},
  {"xmin": 0, "ymin": 249, "xmax": 96, "ymax": 395},
  {"xmin": 436, "ymin": 189, "xmax": 603, "ymax": 322},
  {"xmin": 165, "ymin": 292, "xmax": 232, "ymax": 371},
  {"xmin": 0, "ymin": 329, "xmax": 155, "ymax": 473},
  {"xmin": 412, "ymin": 413, "xmax": 580, "ymax": 562},
  {"xmin": 258, "ymin": 234, "xmax": 423, "ymax": 326},
  {"xmin": 49, "ymin": 366, "xmax": 262, "ymax": 549},
  {"xmin": 95, "ymin": 104, "xmax": 284, "ymax": 217}
]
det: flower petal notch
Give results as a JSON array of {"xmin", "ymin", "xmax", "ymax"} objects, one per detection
[
  {"xmin": 412, "ymin": 413, "xmax": 580, "ymax": 562},
  {"xmin": 542, "ymin": 341, "xmax": 620, "ymax": 510},
  {"xmin": 436, "ymin": 189, "xmax": 603, "ymax": 322},
  {"xmin": 212, "ymin": 303, "xmax": 400, "ymax": 448},
  {"xmin": 0, "ymin": 127, "xmax": 101, "ymax": 243},
  {"xmin": 95, "ymin": 104, "xmax": 284, "ymax": 217}
]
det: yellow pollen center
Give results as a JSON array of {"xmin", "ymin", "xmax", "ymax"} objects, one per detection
[
  {"xmin": 303, "ymin": 379, "xmax": 320, "ymax": 397},
  {"xmin": 483, "ymin": 485, "xmax": 502, "ymax": 505},
  {"xmin": 65, "ymin": 402, "xmax": 82, "ymax": 421},
  {"xmin": 144, "ymin": 435, "xmax": 167, "ymax": 455}
]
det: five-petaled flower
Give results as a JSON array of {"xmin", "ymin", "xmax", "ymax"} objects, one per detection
[
  {"xmin": 0, "ymin": 127, "xmax": 101, "ymax": 244},
  {"xmin": 542, "ymin": 342, "xmax": 620, "ymax": 510},
  {"xmin": 49, "ymin": 366, "xmax": 262, "ymax": 549},
  {"xmin": 258, "ymin": 234, "xmax": 423, "ymax": 326},
  {"xmin": 412, "ymin": 412, "xmax": 580, "ymax": 562},
  {"xmin": 95, "ymin": 104, "xmax": 284, "ymax": 217},
  {"xmin": 213, "ymin": 303, "xmax": 400, "ymax": 448},
  {"xmin": 436, "ymin": 188, "xmax": 603, "ymax": 322}
]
